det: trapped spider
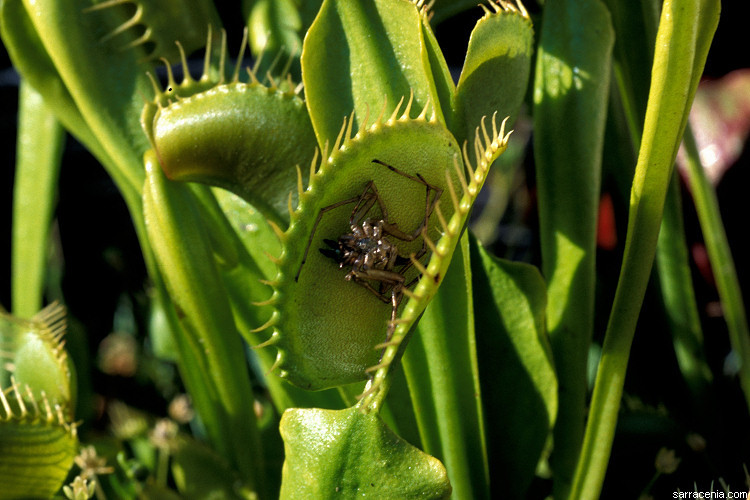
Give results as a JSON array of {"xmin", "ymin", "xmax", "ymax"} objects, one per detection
[{"xmin": 295, "ymin": 159, "xmax": 442, "ymax": 342}]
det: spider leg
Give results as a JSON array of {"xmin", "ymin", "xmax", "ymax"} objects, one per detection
[
  {"xmin": 349, "ymin": 276, "xmax": 391, "ymax": 304},
  {"xmin": 351, "ymin": 180, "xmax": 387, "ymax": 227},
  {"xmin": 294, "ymin": 195, "xmax": 360, "ymax": 282},
  {"xmin": 371, "ymin": 159, "xmax": 443, "ymax": 242},
  {"xmin": 348, "ymin": 268, "xmax": 405, "ymax": 304}
]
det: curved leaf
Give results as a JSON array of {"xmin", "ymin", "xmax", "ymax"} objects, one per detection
[{"xmin": 21, "ymin": 0, "xmax": 154, "ymax": 192}]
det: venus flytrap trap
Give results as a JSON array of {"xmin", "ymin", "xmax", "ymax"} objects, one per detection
[
  {"xmin": 1, "ymin": 304, "xmax": 78, "ymax": 499},
  {"xmin": 258, "ymin": 99, "xmax": 469, "ymax": 391},
  {"xmin": 82, "ymin": 0, "xmax": 220, "ymax": 62},
  {"xmin": 141, "ymin": 27, "xmax": 318, "ymax": 225}
]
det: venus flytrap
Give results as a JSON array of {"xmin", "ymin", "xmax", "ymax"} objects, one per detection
[
  {"xmin": 2, "ymin": 0, "xmax": 536, "ymax": 496},
  {"xmin": 1, "ymin": 304, "xmax": 78, "ymax": 499}
]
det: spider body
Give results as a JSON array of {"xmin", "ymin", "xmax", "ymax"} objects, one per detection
[
  {"xmin": 321, "ymin": 227, "xmax": 408, "ymax": 313},
  {"xmin": 323, "ymin": 220, "xmax": 397, "ymax": 272}
]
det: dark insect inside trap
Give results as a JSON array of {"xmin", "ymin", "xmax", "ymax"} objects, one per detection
[{"xmin": 295, "ymin": 159, "xmax": 442, "ymax": 343}]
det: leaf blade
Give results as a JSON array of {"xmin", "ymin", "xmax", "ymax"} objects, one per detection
[
  {"xmin": 531, "ymin": 0, "xmax": 614, "ymax": 494},
  {"xmin": 469, "ymin": 233, "xmax": 557, "ymax": 498},
  {"xmin": 301, "ymin": 0, "xmax": 444, "ymax": 147},
  {"xmin": 571, "ymin": 0, "xmax": 721, "ymax": 497}
]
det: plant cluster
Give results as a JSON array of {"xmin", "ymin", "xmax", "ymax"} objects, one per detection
[{"xmin": 2, "ymin": 0, "xmax": 743, "ymax": 499}]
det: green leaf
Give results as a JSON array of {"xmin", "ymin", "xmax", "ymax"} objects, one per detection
[
  {"xmin": 531, "ymin": 0, "xmax": 613, "ymax": 494},
  {"xmin": 454, "ymin": 2, "xmax": 534, "ymax": 144},
  {"xmin": 143, "ymin": 152, "xmax": 264, "ymax": 492},
  {"xmin": 401, "ymin": 234, "xmax": 489, "ymax": 500},
  {"xmin": 655, "ymin": 174, "xmax": 712, "ymax": 398},
  {"xmin": 301, "ymin": 0, "xmax": 446, "ymax": 147},
  {"xmin": 572, "ymin": 0, "xmax": 720, "ymax": 497},
  {"xmin": 11, "ymin": 82, "xmax": 65, "ymax": 318},
  {"xmin": 20, "ymin": 0, "xmax": 152, "ymax": 193},
  {"xmin": 469, "ymin": 234, "xmax": 557, "ymax": 498},
  {"xmin": 279, "ymin": 406, "xmax": 451, "ymax": 499}
]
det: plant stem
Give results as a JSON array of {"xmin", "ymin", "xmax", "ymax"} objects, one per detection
[
  {"xmin": 682, "ymin": 126, "xmax": 750, "ymax": 413},
  {"xmin": 11, "ymin": 81, "xmax": 64, "ymax": 317},
  {"xmin": 569, "ymin": 0, "xmax": 719, "ymax": 497}
]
